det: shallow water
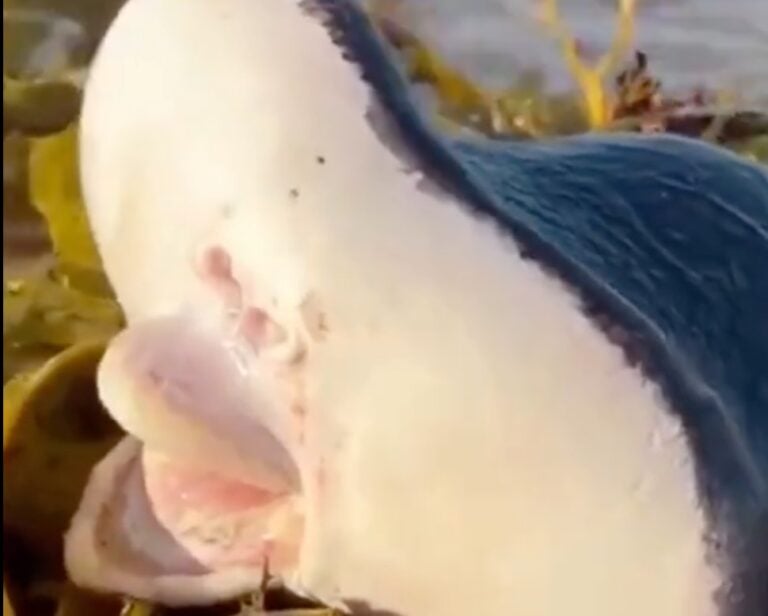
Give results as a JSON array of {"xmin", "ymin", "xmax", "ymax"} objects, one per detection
[
  {"xmin": 406, "ymin": 0, "xmax": 768, "ymax": 106},
  {"xmin": 5, "ymin": 0, "xmax": 768, "ymax": 104}
]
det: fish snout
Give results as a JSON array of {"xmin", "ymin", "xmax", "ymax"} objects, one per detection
[{"xmin": 64, "ymin": 311, "xmax": 316, "ymax": 604}]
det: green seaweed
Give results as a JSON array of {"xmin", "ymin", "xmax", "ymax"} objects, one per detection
[
  {"xmin": 371, "ymin": 0, "xmax": 768, "ymax": 156},
  {"xmin": 3, "ymin": 343, "xmax": 121, "ymax": 616},
  {"xmin": 4, "ymin": 76, "xmax": 82, "ymax": 136},
  {"xmin": 27, "ymin": 125, "xmax": 102, "ymax": 272}
]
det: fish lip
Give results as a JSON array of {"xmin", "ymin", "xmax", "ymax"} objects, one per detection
[
  {"xmin": 96, "ymin": 313, "xmax": 304, "ymax": 495},
  {"xmin": 64, "ymin": 314, "xmax": 311, "ymax": 603},
  {"xmin": 65, "ymin": 436, "xmax": 278, "ymax": 606}
]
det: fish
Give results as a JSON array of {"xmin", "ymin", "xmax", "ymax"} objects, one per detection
[{"xmin": 64, "ymin": 0, "xmax": 768, "ymax": 615}]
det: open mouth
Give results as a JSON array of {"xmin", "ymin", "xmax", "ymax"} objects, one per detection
[{"xmin": 64, "ymin": 315, "xmax": 305, "ymax": 606}]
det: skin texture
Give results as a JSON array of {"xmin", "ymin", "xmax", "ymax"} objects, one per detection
[{"xmin": 63, "ymin": 0, "xmax": 768, "ymax": 614}]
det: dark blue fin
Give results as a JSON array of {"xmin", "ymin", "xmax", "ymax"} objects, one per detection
[{"xmin": 301, "ymin": 2, "xmax": 768, "ymax": 612}]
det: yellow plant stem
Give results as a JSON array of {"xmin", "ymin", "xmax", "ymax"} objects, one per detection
[{"xmin": 538, "ymin": 0, "xmax": 636, "ymax": 128}]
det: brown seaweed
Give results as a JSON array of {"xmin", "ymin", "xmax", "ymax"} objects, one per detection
[{"xmin": 370, "ymin": 0, "xmax": 768, "ymax": 160}]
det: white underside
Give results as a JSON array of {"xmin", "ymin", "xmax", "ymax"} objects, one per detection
[{"xmin": 73, "ymin": 0, "xmax": 721, "ymax": 614}]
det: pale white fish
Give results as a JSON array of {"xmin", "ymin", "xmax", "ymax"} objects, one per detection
[{"xmin": 66, "ymin": 0, "xmax": 721, "ymax": 614}]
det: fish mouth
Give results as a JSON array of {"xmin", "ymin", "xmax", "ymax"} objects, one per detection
[{"xmin": 65, "ymin": 315, "xmax": 306, "ymax": 606}]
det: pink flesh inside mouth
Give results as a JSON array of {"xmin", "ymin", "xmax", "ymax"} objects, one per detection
[
  {"xmin": 140, "ymin": 449, "xmax": 303, "ymax": 571},
  {"xmin": 65, "ymin": 324, "xmax": 307, "ymax": 602},
  {"xmin": 66, "ymin": 246, "xmax": 311, "ymax": 602},
  {"xmin": 65, "ymin": 436, "xmax": 305, "ymax": 606}
]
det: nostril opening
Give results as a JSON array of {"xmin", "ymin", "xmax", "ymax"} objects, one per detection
[
  {"xmin": 196, "ymin": 245, "xmax": 291, "ymax": 356},
  {"xmin": 200, "ymin": 245, "xmax": 232, "ymax": 280},
  {"xmin": 196, "ymin": 244, "xmax": 242, "ymax": 309},
  {"xmin": 239, "ymin": 306, "xmax": 288, "ymax": 350}
]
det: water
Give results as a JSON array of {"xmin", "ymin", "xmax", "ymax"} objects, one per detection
[
  {"xmin": 397, "ymin": 0, "xmax": 768, "ymax": 106},
  {"xmin": 4, "ymin": 0, "xmax": 768, "ymax": 104},
  {"xmin": 4, "ymin": 0, "xmax": 767, "ymax": 276}
]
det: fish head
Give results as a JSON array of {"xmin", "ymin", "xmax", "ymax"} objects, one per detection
[
  {"xmin": 67, "ymin": 0, "xmax": 477, "ymax": 607},
  {"xmin": 66, "ymin": 0, "xmax": 728, "ymax": 615}
]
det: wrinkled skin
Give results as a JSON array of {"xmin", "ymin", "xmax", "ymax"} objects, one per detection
[{"xmin": 65, "ymin": 0, "xmax": 768, "ymax": 615}]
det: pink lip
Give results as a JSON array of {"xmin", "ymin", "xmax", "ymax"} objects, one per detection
[
  {"xmin": 97, "ymin": 314, "xmax": 303, "ymax": 493},
  {"xmin": 64, "ymin": 312, "xmax": 308, "ymax": 605}
]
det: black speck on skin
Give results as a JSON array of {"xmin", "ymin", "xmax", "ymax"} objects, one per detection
[
  {"xmin": 219, "ymin": 203, "xmax": 235, "ymax": 219},
  {"xmin": 317, "ymin": 155, "xmax": 326, "ymax": 164},
  {"xmin": 299, "ymin": 0, "xmax": 466, "ymax": 203},
  {"xmin": 290, "ymin": 188, "xmax": 300, "ymax": 199}
]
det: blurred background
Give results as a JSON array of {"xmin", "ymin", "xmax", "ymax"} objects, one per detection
[
  {"xmin": 5, "ymin": 0, "xmax": 768, "ymax": 101},
  {"xmin": 3, "ymin": 2, "xmax": 768, "ymax": 615},
  {"xmin": 397, "ymin": 0, "xmax": 768, "ymax": 105}
]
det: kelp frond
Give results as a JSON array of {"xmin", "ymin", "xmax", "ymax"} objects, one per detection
[
  {"xmin": 369, "ymin": 0, "xmax": 502, "ymax": 135},
  {"xmin": 28, "ymin": 125, "xmax": 103, "ymax": 273},
  {"xmin": 369, "ymin": 0, "xmax": 641, "ymax": 137},
  {"xmin": 536, "ymin": 0, "xmax": 636, "ymax": 129}
]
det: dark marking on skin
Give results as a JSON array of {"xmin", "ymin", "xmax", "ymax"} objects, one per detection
[
  {"xmin": 316, "ymin": 312, "xmax": 329, "ymax": 336},
  {"xmin": 147, "ymin": 368, "xmax": 163, "ymax": 388},
  {"xmin": 290, "ymin": 188, "xmax": 300, "ymax": 199},
  {"xmin": 299, "ymin": 0, "xmax": 462, "ymax": 202},
  {"xmin": 299, "ymin": 292, "xmax": 330, "ymax": 341},
  {"xmin": 291, "ymin": 402, "xmax": 307, "ymax": 418},
  {"xmin": 220, "ymin": 203, "xmax": 235, "ymax": 219},
  {"xmin": 316, "ymin": 155, "xmax": 326, "ymax": 164}
]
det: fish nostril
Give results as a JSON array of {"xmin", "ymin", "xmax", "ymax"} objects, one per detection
[
  {"xmin": 196, "ymin": 244, "xmax": 307, "ymax": 364},
  {"xmin": 196, "ymin": 244, "xmax": 242, "ymax": 309},
  {"xmin": 239, "ymin": 306, "xmax": 288, "ymax": 349},
  {"xmin": 200, "ymin": 245, "xmax": 231, "ymax": 279}
]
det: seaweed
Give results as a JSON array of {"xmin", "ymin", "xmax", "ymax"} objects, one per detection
[
  {"xmin": 4, "ymin": 116, "xmax": 122, "ymax": 382},
  {"xmin": 4, "ymin": 76, "xmax": 82, "ymax": 137},
  {"xmin": 3, "ymin": 8, "xmax": 126, "ymax": 611},
  {"xmin": 369, "ymin": 0, "xmax": 768, "ymax": 161},
  {"xmin": 27, "ymin": 125, "xmax": 103, "ymax": 274},
  {"xmin": 536, "ymin": 0, "xmax": 636, "ymax": 129},
  {"xmin": 3, "ymin": 343, "xmax": 122, "ymax": 616}
]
